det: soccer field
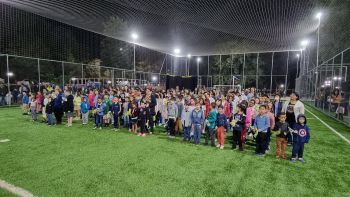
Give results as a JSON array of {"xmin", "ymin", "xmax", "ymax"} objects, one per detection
[{"xmin": 0, "ymin": 107, "xmax": 349, "ymax": 197}]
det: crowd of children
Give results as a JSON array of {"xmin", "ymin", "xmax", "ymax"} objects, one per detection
[{"xmin": 22, "ymin": 85, "xmax": 310, "ymax": 162}]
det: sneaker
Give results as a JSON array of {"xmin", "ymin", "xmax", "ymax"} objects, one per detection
[
  {"xmin": 137, "ymin": 133, "xmax": 142, "ymax": 136},
  {"xmin": 298, "ymin": 158, "xmax": 305, "ymax": 163},
  {"xmin": 99, "ymin": 127, "xmax": 102, "ymax": 130},
  {"xmin": 93, "ymin": 127, "xmax": 97, "ymax": 130},
  {"xmin": 291, "ymin": 158, "xmax": 297, "ymax": 163},
  {"xmin": 142, "ymin": 133, "xmax": 146, "ymax": 137},
  {"xmin": 216, "ymin": 144, "xmax": 221, "ymax": 148},
  {"xmin": 219, "ymin": 145, "xmax": 224, "ymax": 150}
]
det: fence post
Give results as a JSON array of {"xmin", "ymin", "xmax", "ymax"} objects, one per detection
[
  {"xmin": 270, "ymin": 52, "xmax": 274, "ymax": 96},
  {"xmin": 256, "ymin": 53, "xmax": 259, "ymax": 90},
  {"xmin": 285, "ymin": 51, "xmax": 289, "ymax": 96},
  {"xmin": 37, "ymin": 58, "xmax": 41, "ymax": 91},
  {"xmin": 6, "ymin": 54, "xmax": 10, "ymax": 106},
  {"xmin": 62, "ymin": 62, "xmax": 64, "ymax": 88}
]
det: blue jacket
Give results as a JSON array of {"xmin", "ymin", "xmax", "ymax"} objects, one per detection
[
  {"xmin": 292, "ymin": 114, "xmax": 310, "ymax": 143},
  {"xmin": 216, "ymin": 113, "xmax": 228, "ymax": 129},
  {"xmin": 80, "ymin": 97, "xmax": 90, "ymax": 114},
  {"xmin": 111, "ymin": 103, "xmax": 121, "ymax": 115},
  {"xmin": 233, "ymin": 113, "xmax": 245, "ymax": 132},
  {"xmin": 54, "ymin": 93, "xmax": 63, "ymax": 109},
  {"xmin": 191, "ymin": 109, "xmax": 204, "ymax": 125},
  {"xmin": 95, "ymin": 102, "xmax": 106, "ymax": 116},
  {"xmin": 254, "ymin": 114, "xmax": 270, "ymax": 133},
  {"xmin": 273, "ymin": 101, "xmax": 283, "ymax": 117},
  {"xmin": 22, "ymin": 95, "xmax": 29, "ymax": 104}
]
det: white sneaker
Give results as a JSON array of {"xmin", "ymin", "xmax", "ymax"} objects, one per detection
[
  {"xmin": 216, "ymin": 144, "xmax": 221, "ymax": 148},
  {"xmin": 99, "ymin": 127, "xmax": 102, "ymax": 130},
  {"xmin": 93, "ymin": 127, "xmax": 97, "ymax": 130},
  {"xmin": 220, "ymin": 145, "xmax": 224, "ymax": 150}
]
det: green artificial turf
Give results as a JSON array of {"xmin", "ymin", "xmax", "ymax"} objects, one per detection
[
  {"xmin": 0, "ymin": 107, "xmax": 349, "ymax": 197},
  {"xmin": 0, "ymin": 189, "xmax": 17, "ymax": 197}
]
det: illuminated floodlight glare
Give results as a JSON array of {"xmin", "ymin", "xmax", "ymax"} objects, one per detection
[
  {"xmin": 316, "ymin": 12, "xmax": 322, "ymax": 19},
  {"xmin": 280, "ymin": 84, "xmax": 284, "ymax": 88},
  {"xmin": 131, "ymin": 33, "xmax": 138, "ymax": 40},
  {"xmin": 152, "ymin": 76, "xmax": 157, "ymax": 81},
  {"xmin": 71, "ymin": 77, "xmax": 77, "ymax": 81},
  {"xmin": 119, "ymin": 48, "xmax": 123, "ymax": 51},
  {"xmin": 6, "ymin": 72, "xmax": 14, "ymax": 77},
  {"xmin": 187, "ymin": 54, "xmax": 192, "ymax": 58},
  {"xmin": 107, "ymin": 80, "xmax": 112, "ymax": 84},
  {"xmin": 321, "ymin": 85, "xmax": 325, "ymax": 88},
  {"xmin": 174, "ymin": 48, "xmax": 181, "ymax": 54},
  {"xmin": 197, "ymin": 57, "xmax": 202, "ymax": 62},
  {"xmin": 301, "ymin": 40, "xmax": 309, "ymax": 46},
  {"xmin": 296, "ymin": 54, "xmax": 300, "ymax": 58}
]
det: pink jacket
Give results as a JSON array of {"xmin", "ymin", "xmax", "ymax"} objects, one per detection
[
  {"xmin": 267, "ymin": 112, "xmax": 275, "ymax": 130},
  {"xmin": 245, "ymin": 107, "xmax": 253, "ymax": 127}
]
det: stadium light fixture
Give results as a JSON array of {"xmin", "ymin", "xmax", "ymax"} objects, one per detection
[
  {"xmin": 316, "ymin": 12, "xmax": 322, "ymax": 19},
  {"xmin": 152, "ymin": 76, "xmax": 157, "ymax": 82},
  {"xmin": 187, "ymin": 54, "xmax": 192, "ymax": 58},
  {"xmin": 107, "ymin": 80, "xmax": 112, "ymax": 84},
  {"xmin": 120, "ymin": 48, "xmax": 123, "ymax": 51},
  {"xmin": 280, "ymin": 84, "xmax": 284, "ymax": 88},
  {"xmin": 6, "ymin": 72, "xmax": 14, "ymax": 77},
  {"xmin": 131, "ymin": 33, "xmax": 139, "ymax": 40},
  {"xmin": 296, "ymin": 54, "xmax": 300, "ymax": 58},
  {"xmin": 71, "ymin": 77, "xmax": 77, "ymax": 81},
  {"xmin": 321, "ymin": 85, "xmax": 325, "ymax": 88},
  {"xmin": 174, "ymin": 48, "xmax": 181, "ymax": 54},
  {"xmin": 301, "ymin": 40, "xmax": 309, "ymax": 47},
  {"xmin": 197, "ymin": 57, "xmax": 201, "ymax": 62}
]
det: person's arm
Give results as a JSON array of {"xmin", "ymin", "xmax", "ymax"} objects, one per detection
[{"xmin": 306, "ymin": 125, "xmax": 311, "ymax": 143}]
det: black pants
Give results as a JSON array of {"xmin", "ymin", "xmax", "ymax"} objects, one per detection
[
  {"xmin": 140, "ymin": 120, "xmax": 147, "ymax": 134},
  {"xmin": 54, "ymin": 108, "xmax": 63, "ymax": 124},
  {"xmin": 292, "ymin": 142, "xmax": 305, "ymax": 158},
  {"xmin": 232, "ymin": 129, "xmax": 243, "ymax": 150},
  {"xmin": 255, "ymin": 132, "xmax": 267, "ymax": 154},
  {"xmin": 205, "ymin": 127, "xmax": 216, "ymax": 146},
  {"xmin": 148, "ymin": 115, "xmax": 154, "ymax": 132},
  {"xmin": 113, "ymin": 114, "xmax": 119, "ymax": 129},
  {"xmin": 168, "ymin": 118, "xmax": 175, "ymax": 136}
]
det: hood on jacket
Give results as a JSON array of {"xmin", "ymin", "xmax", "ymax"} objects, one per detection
[{"xmin": 296, "ymin": 113, "xmax": 307, "ymax": 125}]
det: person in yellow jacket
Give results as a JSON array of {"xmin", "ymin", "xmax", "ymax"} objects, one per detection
[{"xmin": 74, "ymin": 92, "xmax": 82, "ymax": 120}]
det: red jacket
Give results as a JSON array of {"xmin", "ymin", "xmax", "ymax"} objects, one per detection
[
  {"xmin": 223, "ymin": 100, "xmax": 231, "ymax": 118},
  {"xmin": 205, "ymin": 99, "xmax": 210, "ymax": 117}
]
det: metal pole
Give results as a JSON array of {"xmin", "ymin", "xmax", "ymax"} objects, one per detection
[
  {"xmin": 62, "ymin": 62, "xmax": 64, "ymax": 87},
  {"xmin": 243, "ymin": 53, "xmax": 246, "ymax": 89},
  {"xmin": 315, "ymin": 17, "xmax": 321, "ymax": 99},
  {"xmin": 340, "ymin": 52, "xmax": 343, "ymax": 85},
  {"xmin": 197, "ymin": 60, "xmax": 199, "ymax": 87},
  {"xmin": 81, "ymin": 64, "xmax": 84, "ymax": 80},
  {"xmin": 37, "ymin": 58, "xmax": 41, "ymax": 91},
  {"xmin": 285, "ymin": 51, "xmax": 289, "ymax": 96},
  {"xmin": 6, "ymin": 55, "xmax": 10, "ymax": 106},
  {"xmin": 256, "ymin": 53, "xmax": 259, "ymax": 90},
  {"xmin": 270, "ymin": 52, "xmax": 274, "ymax": 96},
  {"xmin": 133, "ymin": 44, "xmax": 136, "ymax": 79}
]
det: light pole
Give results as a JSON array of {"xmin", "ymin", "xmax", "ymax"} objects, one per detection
[
  {"xmin": 296, "ymin": 53, "xmax": 300, "ymax": 77},
  {"xmin": 197, "ymin": 57, "xmax": 201, "ymax": 87},
  {"xmin": 131, "ymin": 33, "xmax": 138, "ymax": 81},
  {"xmin": 315, "ymin": 12, "xmax": 322, "ymax": 100}
]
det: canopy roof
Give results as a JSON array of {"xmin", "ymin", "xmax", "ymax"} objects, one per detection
[{"xmin": 2, "ymin": 0, "xmax": 330, "ymax": 55}]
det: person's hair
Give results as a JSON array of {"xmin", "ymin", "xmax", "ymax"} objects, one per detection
[
  {"xmin": 210, "ymin": 102, "xmax": 216, "ymax": 109},
  {"xmin": 279, "ymin": 112, "xmax": 286, "ymax": 117},
  {"xmin": 259, "ymin": 104, "xmax": 266, "ymax": 109},
  {"xmin": 218, "ymin": 105, "xmax": 224, "ymax": 109}
]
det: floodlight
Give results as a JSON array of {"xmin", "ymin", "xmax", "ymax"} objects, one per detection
[
  {"xmin": 197, "ymin": 57, "xmax": 201, "ymax": 62},
  {"xmin": 6, "ymin": 72, "xmax": 14, "ymax": 77},
  {"xmin": 131, "ymin": 33, "xmax": 138, "ymax": 40}
]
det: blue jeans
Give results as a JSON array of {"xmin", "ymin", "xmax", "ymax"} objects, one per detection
[
  {"xmin": 0, "ymin": 96, "xmax": 5, "ymax": 106},
  {"xmin": 113, "ymin": 114, "xmax": 119, "ymax": 129},
  {"xmin": 292, "ymin": 143, "xmax": 305, "ymax": 158},
  {"xmin": 123, "ymin": 115, "xmax": 130, "ymax": 128},
  {"xmin": 31, "ymin": 108, "xmax": 37, "ymax": 120},
  {"xmin": 183, "ymin": 126, "xmax": 191, "ymax": 141},
  {"xmin": 47, "ymin": 113, "xmax": 54, "ymax": 125},
  {"xmin": 95, "ymin": 114, "xmax": 103, "ymax": 128},
  {"xmin": 193, "ymin": 124, "xmax": 201, "ymax": 144}
]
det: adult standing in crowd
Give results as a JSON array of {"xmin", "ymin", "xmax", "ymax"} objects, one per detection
[
  {"xmin": 282, "ymin": 92, "xmax": 304, "ymax": 145},
  {"xmin": 53, "ymin": 88, "xmax": 64, "ymax": 124}
]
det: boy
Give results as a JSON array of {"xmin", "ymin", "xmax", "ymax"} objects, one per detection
[
  {"xmin": 167, "ymin": 98, "xmax": 178, "ymax": 138},
  {"xmin": 94, "ymin": 98, "xmax": 106, "ymax": 130},
  {"xmin": 253, "ymin": 105, "xmax": 270, "ymax": 156},
  {"xmin": 232, "ymin": 104, "xmax": 246, "ymax": 151},
  {"xmin": 205, "ymin": 102, "xmax": 217, "ymax": 146},
  {"xmin": 103, "ymin": 94, "xmax": 112, "ymax": 127},
  {"xmin": 216, "ymin": 105, "xmax": 228, "ymax": 149},
  {"xmin": 29, "ymin": 95, "xmax": 37, "ymax": 121},
  {"xmin": 111, "ymin": 97, "xmax": 121, "ymax": 131},
  {"xmin": 122, "ymin": 96, "xmax": 132, "ymax": 130},
  {"xmin": 273, "ymin": 112, "xmax": 289, "ymax": 159},
  {"xmin": 138, "ymin": 102, "xmax": 149, "ymax": 137},
  {"xmin": 80, "ymin": 96, "xmax": 90, "ymax": 125},
  {"xmin": 65, "ymin": 90, "xmax": 74, "ymax": 127},
  {"xmin": 291, "ymin": 114, "xmax": 310, "ymax": 163},
  {"xmin": 46, "ymin": 96, "xmax": 54, "ymax": 126},
  {"xmin": 22, "ymin": 92, "xmax": 29, "ymax": 115},
  {"xmin": 191, "ymin": 102, "xmax": 205, "ymax": 145},
  {"xmin": 181, "ymin": 103, "xmax": 192, "ymax": 142}
]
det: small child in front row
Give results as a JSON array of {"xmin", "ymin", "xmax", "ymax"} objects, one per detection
[
  {"xmin": 232, "ymin": 104, "xmax": 246, "ymax": 151},
  {"xmin": 111, "ymin": 98, "xmax": 121, "ymax": 131},
  {"xmin": 291, "ymin": 114, "xmax": 310, "ymax": 163},
  {"xmin": 46, "ymin": 96, "xmax": 55, "ymax": 126},
  {"xmin": 29, "ymin": 95, "xmax": 37, "ymax": 121},
  {"xmin": 182, "ymin": 103, "xmax": 192, "ymax": 142},
  {"xmin": 273, "ymin": 112, "xmax": 289, "ymax": 159},
  {"xmin": 254, "ymin": 105, "xmax": 270, "ymax": 156},
  {"xmin": 138, "ymin": 102, "xmax": 149, "ymax": 137},
  {"xmin": 216, "ymin": 105, "xmax": 228, "ymax": 149},
  {"xmin": 131, "ymin": 103, "xmax": 139, "ymax": 133},
  {"xmin": 81, "ymin": 96, "xmax": 90, "ymax": 125}
]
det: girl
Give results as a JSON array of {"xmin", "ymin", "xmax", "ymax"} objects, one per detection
[
  {"xmin": 35, "ymin": 91, "xmax": 43, "ymax": 113},
  {"xmin": 74, "ymin": 91, "xmax": 82, "ymax": 120},
  {"xmin": 80, "ymin": 96, "xmax": 90, "ymax": 125},
  {"xmin": 131, "ymin": 103, "xmax": 139, "ymax": 133},
  {"xmin": 291, "ymin": 114, "xmax": 310, "ymax": 163},
  {"xmin": 232, "ymin": 104, "xmax": 246, "ymax": 151},
  {"xmin": 65, "ymin": 90, "xmax": 74, "ymax": 127},
  {"xmin": 29, "ymin": 95, "xmax": 37, "ymax": 121}
]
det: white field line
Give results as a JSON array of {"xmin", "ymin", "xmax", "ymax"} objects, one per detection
[
  {"xmin": 305, "ymin": 108, "xmax": 350, "ymax": 144},
  {"xmin": 0, "ymin": 179, "xmax": 35, "ymax": 197}
]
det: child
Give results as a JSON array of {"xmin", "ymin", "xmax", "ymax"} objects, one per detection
[
  {"xmin": 291, "ymin": 114, "xmax": 310, "ymax": 163},
  {"xmin": 181, "ymin": 103, "xmax": 192, "ymax": 142},
  {"xmin": 138, "ymin": 102, "xmax": 149, "ymax": 137},
  {"xmin": 103, "ymin": 94, "xmax": 111, "ymax": 127},
  {"xmin": 122, "ymin": 97, "xmax": 132, "ymax": 130},
  {"xmin": 245, "ymin": 100, "xmax": 254, "ymax": 141},
  {"xmin": 46, "ymin": 96, "xmax": 54, "ymax": 126},
  {"xmin": 111, "ymin": 97, "xmax": 121, "ymax": 131},
  {"xmin": 167, "ymin": 98, "xmax": 178, "ymax": 138},
  {"xmin": 273, "ymin": 112, "xmax": 289, "ymax": 159},
  {"xmin": 253, "ymin": 105, "xmax": 270, "ymax": 156},
  {"xmin": 205, "ymin": 102, "xmax": 217, "ymax": 146},
  {"xmin": 29, "ymin": 95, "xmax": 37, "ymax": 121},
  {"xmin": 266, "ymin": 102, "xmax": 275, "ymax": 150},
  {"xmin": 35, "ymin": 92, "xmax": 42, "ymax": 113},
  {"xmin": 191, "ymin": 102, "xmax": 205, "ymax": 145},
  {"xmin": 94, "ymin": 98, "xmax": 106, "ymax": 130},
  {"xmin": 232, "ymin": 104, "xmax": 246, "ymax": 151},
  {"xmin": 216, "ymin": 105, "xmax": 228, "ymax": 149},
  {"xmin": 80, "ymin": 96, "xmax": 90, "ymax": 125},
  {"xmin": 21, "ymin": 92, "xmax": 29, "ymax": 115},
  {"xmin": 65, "ymin": 90, "xmax": 74, "ymax": 127},
  {"xmin": 131, "ymin": 103, "xmax": 139, "ymax": 133}
]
